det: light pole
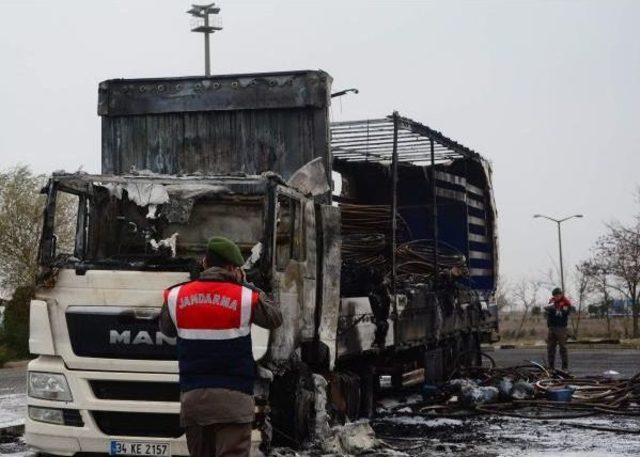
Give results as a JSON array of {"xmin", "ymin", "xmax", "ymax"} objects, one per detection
[
  {"xmin": 533, "ymin": 213, "xmax": 583, "ymax": 292},
  {"xmin": 187, "ymin": 3, "xmax": 223, "ymax": 76}
]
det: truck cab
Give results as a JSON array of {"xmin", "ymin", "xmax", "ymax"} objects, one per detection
[{"xmin": 26, "ymin": 172, "xmax": 340, "ymax": 455}]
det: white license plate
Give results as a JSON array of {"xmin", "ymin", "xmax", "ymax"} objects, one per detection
[{"xmin": 109, "ymin": 440, "xmax": 171, "ymax": 457}]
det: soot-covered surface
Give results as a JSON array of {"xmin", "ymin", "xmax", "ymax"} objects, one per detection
[{"xmin": 373, "ymin": 412, "xmax": 640, "ymax": 456}]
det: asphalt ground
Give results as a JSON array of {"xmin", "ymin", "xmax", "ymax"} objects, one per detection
[
  {"xmin": 0, "ymin": 366, "xmax": 27, "ymax": 397},
  {"xmin": 490, "ymin": 346, "xmax": 640, "ymax": 378},
  {"xmin": 2, "ymin": 348, "xmax": 638, "ymax": 395}
]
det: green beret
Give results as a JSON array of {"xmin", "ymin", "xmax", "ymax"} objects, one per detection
[{"xmin": 207, "ymin": 236, "xmax": 245, "ymax": 267}]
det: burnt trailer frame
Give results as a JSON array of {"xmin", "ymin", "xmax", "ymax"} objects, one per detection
[{"xmin": 331, "ymin": 113, "xmax": 498, "ymax": 358}]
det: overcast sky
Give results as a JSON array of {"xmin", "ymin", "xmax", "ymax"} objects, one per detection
[{"xmin": 1, "ymin": 0, "xmax": 639, "ymax": 290}]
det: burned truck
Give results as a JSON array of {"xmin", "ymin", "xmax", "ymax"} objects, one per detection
[{"xmin": 26, "ymin": 70, "xmax": 498, "ymax": 455}]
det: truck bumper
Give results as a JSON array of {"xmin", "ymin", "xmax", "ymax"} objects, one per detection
[{"xmin": 24, "ymin": 356, "xmax": 261, "ymax": 456}]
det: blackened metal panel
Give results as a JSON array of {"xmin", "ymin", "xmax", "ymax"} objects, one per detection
[
  {"xmin": 102, "ymin": 110, "xmax": 328, "ymax": 178},
  {"xmin": 317, "ymin": 204, "xmax": 341, "ymax": 369},
  {"xmin": 99, "ymin": 71, "xmax": 331, "ymax": 116},
  {"xmin": 100, "ymin": 71, "xmax": 332, "ymax": 181}
]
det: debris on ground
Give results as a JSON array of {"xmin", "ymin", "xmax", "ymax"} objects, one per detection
[
  {"xmin": 409, "ymin": 360, "xmax": 640, "ymax": 420},
  {"xmin": 272, "ymin": 421, "xmax": 406, "ymax": 456},
  {"xmin": 271, "ymin": 362, "xmax": 640, "ymax": 456},
  {"xmin": 321, "ymin": 422, "xmax": 381, "ymax": 454}
]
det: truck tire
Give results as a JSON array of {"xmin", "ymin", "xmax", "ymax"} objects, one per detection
[
  {"xmin": 442, "ymin": 338, "xmax": 455, "ymax": 378},
  {"xmin": 300, "ymin": 340, "xmax": 331, "ymax": 373},
  {"xmin": 358, "ymin": 365, "xmax": 375, "ymax": 419},
  {"xmin": 269, "ymin": 361, "xmax": 315, "ymax": 448},
  {"xmin": 470, "ymin": 332, "xmax": 482, "ymax": 366}
]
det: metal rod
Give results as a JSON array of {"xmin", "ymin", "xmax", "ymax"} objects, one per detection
[
  {"xmin": 204, "ymin": 15, "xmax": 211, "ymax": 75},
  {"xmin": 430, "ymin": 138, "xmax": 439, "ymax": 288},
  {"xmin": 330, "ymin": 118, "xmax": 390, "ymax": 127},
  {"xmin": 391, "ymin": 111, "xmax": 399, "ymax": 317},
  {"xmin": 331, "ymin": 138, "xmax": 451, "ymax": 150},
  {"xmin": 337, "ymin": 155, "xmax": 461, "ymax": 164},
  {"xmin": 558, "ymin": 221, "xmax": 565, "ymax": 292},
  {"xmin": 332, "ymin": 144, "xmax": 451, "ymax": 155},
  {"xmin": 533, "ymin": 214, "xmax": 583, "ymax": 291},
  {"xmin": 333, "ymin": 144, "xmax": 449, "ymax": 155}
]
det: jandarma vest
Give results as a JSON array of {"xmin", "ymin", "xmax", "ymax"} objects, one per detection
[{"xmin": 165, "ymin": 280, "xmax": 259, "ymax": 395}]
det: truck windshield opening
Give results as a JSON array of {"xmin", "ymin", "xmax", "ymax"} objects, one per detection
[{"xmin": 39, "ymin": 178, "xmax": 266, "ymax": 274}]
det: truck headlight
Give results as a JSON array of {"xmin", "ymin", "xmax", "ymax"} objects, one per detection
[
  {"xmin": 28, "ymin": 406, "xmax": 65, "ymax": 425},
  {"xmin": 28, "ymin": 372, "xmax": 73, "ymax": 401}
]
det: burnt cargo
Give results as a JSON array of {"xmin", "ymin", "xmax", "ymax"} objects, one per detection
[{"xmin": 98, "ymin": 70, "xmax": 332, "ymax": 182}]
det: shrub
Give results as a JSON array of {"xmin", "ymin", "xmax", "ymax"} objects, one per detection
[
  {"xmin": 0, "ymin": 285, "xmax": 33, "ymax": 359},
  {"xmin": 0, "ymin": 345, "xmax": 11, "ymax": 367}
]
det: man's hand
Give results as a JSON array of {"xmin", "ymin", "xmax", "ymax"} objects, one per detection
[{"xmin": 233, "ymin": 267, "xmax": 247, "ymax": 283}]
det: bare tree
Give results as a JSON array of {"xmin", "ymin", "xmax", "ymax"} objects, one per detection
[
  {"xmin": 511, "ymin": 278, "xmax": 542, "ymax": 339},
  {"xmin": 589, "ymin": 223, "xmax": 640, "ymax": 338},
  {"xmin": 495, "ymin": 275, "xmax": 510, "ymax": 312},
  {"xmin": 582, "ymin": 259, "xmax": 607, "ymax": 333},
  {"xmin": 571, "ymin": 262, "xmax": 593, "ymax": 339}
]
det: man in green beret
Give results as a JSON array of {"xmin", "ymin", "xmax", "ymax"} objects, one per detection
[{"xmin": 160, "ymin": 236, "xmax": 282, "ymax": 457}]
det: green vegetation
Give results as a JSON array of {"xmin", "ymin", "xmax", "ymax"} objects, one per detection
[
  {"xmin": 0, "ymin": 285, "xmax": 33, "ymax": 366},
  {"xmin": 0, "ymin": 166, "xmax": 76, "ymax": 366}
]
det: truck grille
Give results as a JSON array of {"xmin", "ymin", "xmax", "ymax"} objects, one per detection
[
  {"xmin": 63, "ymin": 409, "xmax": 85, "ymax": 427},
  {"xmin": 91, "ymin": 411, "xmax": 183, "ymax": 438},
  {"xmin": 66, "ymin": 306, "xmax": 176, "ymax": 360},
  {"xmin": 90, "ymin": 381, "xmax": 180, "ymax": 402}
]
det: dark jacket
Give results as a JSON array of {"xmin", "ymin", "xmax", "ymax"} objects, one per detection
[{"xmin": 545, "ymin": 296, "xmax": 572, "ymax": 328}]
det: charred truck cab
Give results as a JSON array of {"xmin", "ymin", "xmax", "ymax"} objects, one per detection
[
  {"xmin": 26, "ymin": 70, "xmax": 498, "ymax": 456},
  {"xmin": 28, "ymin": 172, "xmax": 336, "ymax": 455}
]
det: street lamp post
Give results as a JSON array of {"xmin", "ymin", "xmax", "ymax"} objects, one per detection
[
  {"xmin": 533, "ymin": 214, "xmax": 583, "ymax": 292},
  {"xmin": 187, "ymin": 3, "xmax": 223, "ymax": 76}
]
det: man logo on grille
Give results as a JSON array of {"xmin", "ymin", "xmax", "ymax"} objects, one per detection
[{"xmin": 109, "ymin": 330, "xmax": 176, "ymax": 346}]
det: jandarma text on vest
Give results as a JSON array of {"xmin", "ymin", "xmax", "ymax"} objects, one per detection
[{"xmin": 179, "ymin": 293, "xmax": 239, "ymax": 311}]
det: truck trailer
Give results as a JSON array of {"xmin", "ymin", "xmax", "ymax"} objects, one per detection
[{"xmin": 25, "ymin": 70, "xmax": 498, "ymax": 455}]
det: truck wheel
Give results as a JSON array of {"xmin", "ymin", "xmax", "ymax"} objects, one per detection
[
  {"xmin": 358, "ymin": 366, "xmax": 375, "ymax": 419},
  {"xmin": 300, "ymin": 340, "xmax": 331, "ymax": 373},
  {"xmin": 269, "ymin": 361, "xmax": 315, "ymax": 448},
  {"xmin": 442, "ymin": 339, "xmax": 455, "ymax": 378},
  {"xmin": 327, "ymin": 371, "xmax": 361, "ymax": 423},
  {"xmin": 469, "ymin": 332, "xmax": 482, "ymax": 366},
  {"xmin": 456, "ymin": 334, "xmax": 469, "ymax": 367}
]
